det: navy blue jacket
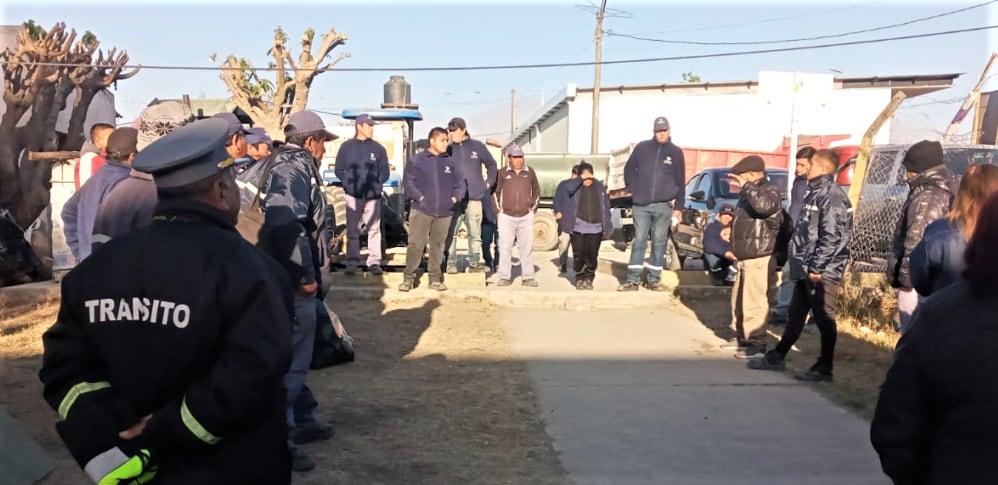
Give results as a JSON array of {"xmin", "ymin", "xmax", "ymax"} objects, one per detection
[
  {"xmin": 910, "ymin": 218, "xmax": 966, "ymax": 297},
  {"xmin": 788, "ymin": 175, "xmax": 809, "ymax": 224},
  {"xmin": 552, "ymin": 178, "xmax": 577, "ymax": 233},
  {"xmin": 334, "ymin": 138, "xmax": 389, "ymax": 200},
  {"xmin": 788, "ymin": 175, "xmax": 853, "ymax": 284},
  {"xmin": 449, "ymin": 137, "xmax": 498, "ymax": 201},
  {"xmin": 62, "ymin": 159, "xmax": 131, "ymax": 262},
  {"xmin": 623, "ymin": 139, "xmax": 686, "ymax": 209},
  {"xmin": 702, "ymin": 220, "xmax": 731, "ymax": 256},
  {"xmin": 404, "ymin": 150, "xmax": 466, "ymax": 218},
  {"xmin": 482, "ymin": 190, "xmax": 498, "ymax": 224},
  {"xmin": 559, "ymin": 179, "xmax": 613, "ymax": 239},
  {"xmin": 91, "ymin": 169, "xmax": 158, "ymax": 255}
]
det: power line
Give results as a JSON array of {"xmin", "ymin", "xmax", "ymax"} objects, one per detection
[
  {"xmin": 606, "ymin": 0, "xmax": 996, "ymax": 46},
  {"xmin": 627, "ymin": 1, "xmax": 880, "ymax": 36},
  {"xmin": 5, "ymin": 24, "xmax": 997, "ymax": 73}
]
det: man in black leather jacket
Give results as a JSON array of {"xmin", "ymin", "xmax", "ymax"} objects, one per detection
[
  {"xmin": 887, "ymin": 140, "xmax": 958, "ymax": 333},
  {"xmin": 721, "ymin": 156, "xmax": 783, "ymax": 360}
]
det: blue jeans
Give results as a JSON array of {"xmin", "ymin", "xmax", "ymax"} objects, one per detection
[
  {"xmin": 447, "ymin": 199, "xmax": 483, "ymax": 268},
  {"xmin": 285, "ymin": 295, "xmax": 321, "ymax": 448},
  {"xmin": 704, "ymin": 253, "xmax": 734, "ymax": 282},
  {"xmin": 627, "ymin": 202, "xmax": 672, "ymax": 285}
]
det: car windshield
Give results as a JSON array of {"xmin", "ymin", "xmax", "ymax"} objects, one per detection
[{"xmin": 714, "ymin": 170, "xmax": 789, "ymax": 198}]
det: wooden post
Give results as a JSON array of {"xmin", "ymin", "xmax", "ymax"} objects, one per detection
[
  {"xmin": 27, "ymin": 151, "xmax": 81, "ymax": 161},
  {"xmin": 972, "ymin": 91, "xmax": 986, "ymax": 144},
  {"xmin": 848, "ymin": 91, "xmax": 907, "ymax": 209},
  {"xmin": 943, "ymin": 52, "xmax": 997, "ymax": 142}
]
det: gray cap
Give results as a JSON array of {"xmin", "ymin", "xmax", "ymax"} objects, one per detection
[
  {"xmin": 212, "ymin": 112, "xmax": 250, "ymax": 137},
  {"xmin": 653, "ymin": 116, "xmax": 670, "ymax": 132},
  {"xmin": 506, "ymin": 144, "xmax": 524, "ymax": 157},
  {"xmin": 285, "ymin": 110, "xmax": 338, "ymax": 141},
  {"xmin": 245, "ymin": 127, "xmax": 272, "ymax": 145},
  {"xmin": 132, "ymin": 118, "xmax": 236, "ymax": 189}
]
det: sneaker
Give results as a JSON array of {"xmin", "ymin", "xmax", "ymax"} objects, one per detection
[
  {"xmin": 617, "ymin": 282, "xmax": 640, "ymax": 292},
  {"xmin": 496, "ymin": 279, "xmax": 512, "ymax": 287},
  {"xmin": 428, "ymin": 281, "xmax": 448, "ymax": 291},
  {"xmin": 446, "ymin": 265, "xmax": 459, "ymax": 275},
  {"xmin": 747, "ymin": 351, "xmax": 787, "ymax": 371},
  {"xmin": 734, "ymin": 346, "xmax": 767, "ymax": 360},
  {"xmin": 289, "ymin": 447, "xmax": 316, "ymax": 472},
  {"xmin": 584, "ymin": 280, "xmax": 595, "ymax": 291},
  {"xmin": 719, "ymin": 338, "xmax": 746, "ymax": 350},
  {"xmin": 398, "ymin": 280, "xmax": 414, "ymax": 292},
  {"xmin": 293, "ymin": 423, "xmax": 335, "ymax": 445},
  {"xmin": 344, "ymin": 266, "xmax": 358, "ymax": 276},
  {"xmin": 795, "ymin": 369, "xmax": 834, "ymax": 382},
  {"xmin": 522, "ymin": 279, "xmax": 538, "ymax": 288},
  {"xmin": 467, "ymin": 264, "xmax": 486, "ymax": 274},
  {"xmin": 643, "ymin": 282, "xmax": 666, "ymax": 292},
  {"xmin": 576, "ymin": 280, "xmax": 586, "ymax": 291},
  {"xmin": 368, "ymin": 265, "xmax": 384, "ymax": 276}
]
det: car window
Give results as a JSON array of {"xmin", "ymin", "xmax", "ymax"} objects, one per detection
[
  {"xmin": 696, "ymin": 172, "xmax": 713, "ymax": 196},
  {"xmin": 685, "ymin": 174, "xmax": 700, "ymax": 197}
]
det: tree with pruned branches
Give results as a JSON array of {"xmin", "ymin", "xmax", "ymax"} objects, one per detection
[
  {"xmin": 220, "ymin": 26, "xmax": 349, "ymax": 138},
  {"xmin": 0, "ymin": 20, "xmax": 138, "ymax": 279}
]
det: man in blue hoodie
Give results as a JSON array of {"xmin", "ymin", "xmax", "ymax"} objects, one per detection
[
  {"xmin": 334, "ymin": 114, "xmax": 390, "ymax": 275},
  {"xmin": 553, "ymin": 165, "xmax": 581, "ymax": 274},
  {"xmin": 62, "ymin": 127, "xmax": 138, "ymax": 263},
  {"xmin": 619, "ymin": 116, "xmax": 686, "ymax": 292},
  {"xmin": 445, "ymin": 117, "xmax": 498, "ymax": 274},
  {"xmin": 400, "ymin": 127, "xmax": 466, "ymax": 292}
]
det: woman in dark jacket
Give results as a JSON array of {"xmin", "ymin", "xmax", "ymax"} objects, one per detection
[
  {"xmin": 910, "ymin": 164, "xmax": 998, "ymax": 296},
  {"xmin": 871, "ymin": 190, "xmax": 998, "ymax": 485},
  {"xmin": 562, "ymin": 162, "xmax": 613, "ymax": 290}
]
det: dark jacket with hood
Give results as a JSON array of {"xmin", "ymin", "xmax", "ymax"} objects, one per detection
[
  {"xmin": 909, "ymin": 218, "xmax": 966, "ymax": 297},
  {"xmin": 403, "ymin": 149, "xmax": 466, "ymax": 218},
  {"xmin": 888, "ymin": 165, "xmax": 958, "ymax": 289},
  {"xmin": 731, "ymin": 177, "xmax": 783, "ymax": 260},
  {"xmin": 557, "ymin": 178, "xmax": 613, "ymax": 239},
  {"xmin": 623, "ymin": 138, "xmax": 687, "ymax": 209},
  {"xmin": 334, "ymin": 138, "xmax": 390, "ymax": 200},
  {"xmin": 449, "ymin": 136, "xmax": 498, "ymax": 201},
  {"xmin": 788, "ymin": 174, "xmax": 853, "ymax": 284},
  {"xmin": 91, "ymin": 169, "xmax": 158, "ymax": 255},
  {"xmin": 552, "ymin": 177, "xmax": 577, "ymax": 233},
  {"xmin": 871, "ymin": 280, "xmax": 998, "ymax": 485}
]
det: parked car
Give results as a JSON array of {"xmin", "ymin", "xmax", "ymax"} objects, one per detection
[{"xmin": 672, "ymin": 167, "xmax": 789, "ymax": 267}]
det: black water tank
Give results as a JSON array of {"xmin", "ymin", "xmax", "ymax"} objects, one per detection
[{"xmin": 384, "ymin": 75, "xmax": 411, "ymax": 107}]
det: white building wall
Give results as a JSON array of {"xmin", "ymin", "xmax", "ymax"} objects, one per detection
[{"xmin": 565, "ymin": 86, "xmax": 892, "ymax": 154}]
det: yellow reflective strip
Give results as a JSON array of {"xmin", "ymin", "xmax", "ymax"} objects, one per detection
[
  {"xmin": 180, "ymin": 397, "xmax": 222, "ymax": 445},
  {"xmin": 58, "ymin": 381, "xmax": 111, "ymax": 420}
]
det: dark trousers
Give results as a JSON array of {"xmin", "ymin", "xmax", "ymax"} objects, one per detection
[
  {"xmin": 570, "ymin": 232, "xmax": 601, "ymax": 283},
  {"xmin": 482, "ymin": 220, "xmax": 499, "ymax": 269},
  {"xmin": 404, "ymin": 209, "xmax": 452, "ymax": 283},
  {"xmin": 775, "ymin": 279, "xmax": 839, "ymax": 371}
]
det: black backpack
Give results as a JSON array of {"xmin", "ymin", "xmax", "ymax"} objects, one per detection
[{"xmin": 311, "ymin": 301, "xmax": 355, "ymax": 369}]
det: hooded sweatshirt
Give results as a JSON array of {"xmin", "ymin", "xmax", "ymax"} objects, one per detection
[
  {"xmin": 623, "ymin": 138, "xmax": 686, "ymax": 209},
  {"xmin": 449, "ymin": 137, "xmax": 498, "ymax": 201}
]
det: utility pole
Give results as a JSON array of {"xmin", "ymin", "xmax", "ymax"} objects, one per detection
[
  {"xmin": 943, "ymin": 52, "xmax": 997, "ymax": 142},
  {"xmin": 510, "ymin": 89, "xmax": 516, "ymax": 138},
  {"xmin": 590, "ymin": 0, "xmax": 608, "ymax": 154},
  {"xmin": 786, "ymin": 71, "xmax": 802, "ymax": 196}
]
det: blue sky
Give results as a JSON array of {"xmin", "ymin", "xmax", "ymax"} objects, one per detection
[{"xmin": 4, "ymin": 0, "xmax": 996, "ymax": 142}]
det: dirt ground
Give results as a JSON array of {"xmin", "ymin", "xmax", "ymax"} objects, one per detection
[{"xmin": 0, "ymin": 297, "xmax": 569, "ymax": 485}]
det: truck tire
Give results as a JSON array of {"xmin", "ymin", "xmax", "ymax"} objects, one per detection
[{"xmin": 533, "ymin": 212, "xmax": 559, "ymax": 251}]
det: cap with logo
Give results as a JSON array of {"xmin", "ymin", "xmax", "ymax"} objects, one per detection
[
  {"xmin": 284, "ymin": 110, "xmax": 339, "ymax": 142},
  {"xmin": 355, "ymin": 113, "xmax": 376, "ymax": 126},
  {"xmin": 132, "ymin": 118, "xmax": 237, "ymax": 189},
  {"xmin": 212, "ymin": 112, "xmax": 250, "ymax": 138},
  {"xmin": 653, "ymin": 116, "xmax": 670, "ymax": 132},
  {"xmin": 506, "ymin": 144, "xmax": 524, "ymax": 157},
  {"xmin": 447, "ymin": 117, "xmax": 467, "ymax": 130},
  {"xmin": 718, "ymin": 204, "xmax": 735, "ymax": 216},
  {"xmin": 245, "ymin": 127, "xmax": 272, "ymax": 146}
]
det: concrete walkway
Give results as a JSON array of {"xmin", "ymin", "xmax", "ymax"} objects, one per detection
[{"xmin": 502, "ymin": 307, "xmax": 888, "ymax": 485}]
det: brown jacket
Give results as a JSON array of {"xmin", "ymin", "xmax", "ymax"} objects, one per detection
[{"xmin": 493, "ymin": 165, "xmax": 541, "ymax": 218}]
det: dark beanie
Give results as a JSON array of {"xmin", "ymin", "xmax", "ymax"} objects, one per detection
[
  {"xmin": 731, "ymin": 155, "xmax": 765, "ymax": 175},
  {"xmin": 902, "ymin": 140, "xmax": 944, "ymax": 174}
]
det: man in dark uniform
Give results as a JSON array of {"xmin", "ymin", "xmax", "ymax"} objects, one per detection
[{"xmin": 39, "ymin": 118, "xmax": 294, "ymax": 485}]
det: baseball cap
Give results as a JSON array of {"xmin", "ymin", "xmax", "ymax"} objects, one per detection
[
  {"xmin": 653, "ymin": 116, "xmax": 670, "ymax": 132},
  {"xmin": 284, "ymin": 110, "xmax": 338, "ymax": 141},
  {"xmin": 245, "ymin": 127, "xmax": 272, "ymax": 145},
  {"xmin": 506, "ymin": 144, "xmax": 524, "ymax": 157},
  {"xmin": 718, "ymin": 204, "xmax": 735, "ymax": 216},
  {"xmin": 448, "ymin": 117, "xmax": 467, "ymax": 130},
  {"xmin": 212, "ymin": 112, "xmax": 250, "ymax": 137},
  {"xmin": 355, "ymin": 113, "xmax": 376, "ymax": 126}
]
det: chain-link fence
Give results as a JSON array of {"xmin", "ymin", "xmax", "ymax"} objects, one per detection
[{"xmin": 849, "ymin": 144, "xmax": 998, "ymax": 273}]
